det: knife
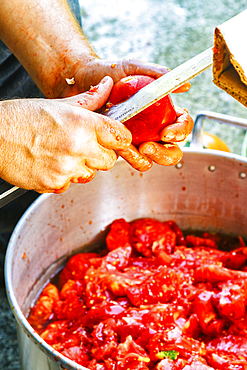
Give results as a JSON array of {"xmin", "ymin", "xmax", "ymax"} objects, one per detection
[
  {"xmin": 0, "ymin": 47, "xmax": 213, "ymax": 208},
  {"xmin": 102, "ymin": 47, "xmax": 213, "ymax": 122}
]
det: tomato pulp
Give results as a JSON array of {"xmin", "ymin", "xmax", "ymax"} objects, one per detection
[
  {"xmin": 28, "ymin": 218, "xmax": 247, "ymax": 370},
  {"xmin": 107, "ymin": 75, "xmax": 177, "ymax": 146}
]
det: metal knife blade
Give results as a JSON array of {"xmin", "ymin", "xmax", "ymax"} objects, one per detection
[{"xmin": 102, "ymin": 47, "xmax": 213, "ymax": 122}]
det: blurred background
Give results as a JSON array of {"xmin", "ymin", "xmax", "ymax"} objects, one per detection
[{"xmin": 80, "ymin": 0, "xmax": 247, "ymax": 154}]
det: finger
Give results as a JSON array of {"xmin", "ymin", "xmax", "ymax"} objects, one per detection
[
  {"xmin": 121, "ymin": 61, "xmax": 191, "ymax": 93},
  {"xmin": 81, "ymin": 59, "xmax": 170, "ymax": 91},
  {"xmin": 121, "ymin": 59, "xmax": 170, "ymax": 79},
  {"xmin": 83, "ymin": 144, "xmax": 118, "ymax": 170},
  {"xmin": 70, "ymin": 166, "xmax": 96, "ymax": 184},
  {"xmin": 117, "ymin": 144, "xmax": 153, "ymax": 172},
  {"xmin": 34, "ymin": 180, "xmax": 72, "ymax": 194},
  {"xmin": 36, "ymin": 164, "xmax": 96, "ymax": 194},
  {"xmin": 95, "ymin": 115, "xmax": 132, "ymax": 150},
  {"xmin": 160, "ymin": 106, "xmax": 194, "ymax": 142},
  {"xmin": 139, "ymin": 142, "xmax": 183, "ymax": 166},
  {"xmin": 51, "ymin": 166, "xmax": 96, "ymax": 193},
  {"xmin": 172, "ymin": 82, "xmax": 191, "ymax": 93},
  {"xmin": 61, "ymin": 76, "xmax": 114, "ymax": 111},
  {"xmin": 53, "ymin": 181, "xmax": 71, "ymax": 194}
]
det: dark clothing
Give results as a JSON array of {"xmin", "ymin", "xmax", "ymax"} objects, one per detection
[
  {"xmin": 0, "ymin": 42, "xmax": 45, "ymax": 99},
  {"xmin": 0, "ymin": 0, "xmax": 82, "ymax": 281}
]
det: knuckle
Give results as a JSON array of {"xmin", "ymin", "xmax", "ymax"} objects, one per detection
[
  {"xmin": 60, "ymin": 130, "xmax": 86, "ymax": 155},
  {"xmin": 37, "ymin": 157, "xmax": 76, "ymax": 191},
  {"xmin": 87, "ymin": 149, "xmax": 117, "ymax": 170}
]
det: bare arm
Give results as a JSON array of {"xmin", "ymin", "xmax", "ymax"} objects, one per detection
[{"xmin": 0, "ymin": 0, "xmax": 98, "ymax": 98}]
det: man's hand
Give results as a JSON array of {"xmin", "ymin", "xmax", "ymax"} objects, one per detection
[
  {"xmin": 117, "ymin": 106, "xmax": 194, "ymax": 171},
  {"xmin": 60, "ymin": 60, "xmax": 193, "ymax": 172},
  {"xmin": 0, "ymin": 77, "xmax": 131, "ymax": 193},
  {"xmin": 60, "ymin": 57, "xmax": 191, "ymax": 98}
]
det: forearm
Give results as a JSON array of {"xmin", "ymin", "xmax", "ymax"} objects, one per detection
[{"xmin": 0, "ymin": 0, "xmax": 98, "ymax": 97}]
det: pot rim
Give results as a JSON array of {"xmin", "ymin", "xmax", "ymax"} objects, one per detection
[
  {"xmin": 4, "ymin": 192, "xmax": 93, "ymax": 369},
  {"xmin": 4, "ymin": 147, "xmax": 247, "ymax": 369}
]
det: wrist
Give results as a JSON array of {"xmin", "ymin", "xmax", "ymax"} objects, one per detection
[{"xmin": 38, "ymin": 41, "xmax": 100, "ymax": 98}]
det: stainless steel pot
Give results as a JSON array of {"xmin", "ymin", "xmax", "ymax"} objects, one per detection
[{"xmin": 5, "ymin": 112, "xmax": 247, "ymax": 370}]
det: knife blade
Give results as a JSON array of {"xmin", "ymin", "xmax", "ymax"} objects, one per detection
[
  {"xmin": 102, "ymin": 47, "xmax": 213, "ymax": 122},
  {"xmin": 0, "ymin": 47, "xmax": 213, "ymax": 208}
]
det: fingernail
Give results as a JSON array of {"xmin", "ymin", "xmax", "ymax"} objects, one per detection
[
  {"xmin": 162, "ymin": 132, "xmax": 175, "ymax": 141},
  {"xmin": 101, "ymin": 76, "xmax": 110, "ymax": 84},
  {"xmin": 162, "ymin": 143, "xmax": 176, "ymax": 148},
  {"xmin": 141, "ymin": 143, "xmax": 156, "ymax": 155}
]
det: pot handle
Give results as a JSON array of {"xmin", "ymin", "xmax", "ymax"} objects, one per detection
[{"xmin": 190, "ymin": 110, "xmax": 247, "ymax": 149}]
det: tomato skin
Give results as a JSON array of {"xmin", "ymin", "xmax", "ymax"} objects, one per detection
[
  {"xmin": 212, "ymin": 280, "xmax": 247, "ymax": 320},
  {"xmin": 108, "ymin": 76, "xmax": 154, "ymax": 105},
  {"xmin": 28, "ymin": 283, "xmax": 59, "ymax": 332},
  {"xmin": 81, "ymin": 303, "xmax": 126, "ymax": 327},
  {"xmin": 105, "ymin": 245, "xmax": 132, "ymax": 269},
  {"xmin": 156, "ymin": 358, "xmax": 187, "ymax": 370},
  {"xmin": 106, "ymin": 218, "xmax": 130, "ymax": 251},
  {"xmin": 61, "ymin": 346, "xmax": 90, "ymax": 366},
  {"xmin": 126, "ymin": 266, "xmax": 183, "ymax": 306},
  {"xmin": 129, "ymin": 218, "xmax": 176, "ymax": 257},
  {"xmin": 53, "ymin": 279, "xmax": 86, "ymax": 321},
  {"xmin": 59, "ymin": 253, "xmax": 100, "ymax": 286},
  {"xmin": 206, "ymin": 335, "xmax": 247, "ymax": 369},
  {"xmin": 165, "ymin": 220, "xmax": 186, "ymax": 246},
  {"xmin": 107, "ymin": 75, "xmax": 176, "ymax": 146}
]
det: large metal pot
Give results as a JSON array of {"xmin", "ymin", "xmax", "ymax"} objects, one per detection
[{"xmin": 5, "ymin": 112, "xmax": 247, "ymax": 370}]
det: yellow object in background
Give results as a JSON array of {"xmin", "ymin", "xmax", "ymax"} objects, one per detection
[
  {"xmin": 180, "ymin": 132, "xmax": 231, "ymax": 152},
  {"xmin": 202, "ymin": 132, "xmax": 231, "ymax": 152}
]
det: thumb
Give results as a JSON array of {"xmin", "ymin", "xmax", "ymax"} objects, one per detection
[{"xmin": 61, "ymin": 76, "xmax": 114, "ymax": 111}]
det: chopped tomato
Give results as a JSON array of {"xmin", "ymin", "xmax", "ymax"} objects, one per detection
[{"xmin": 28, "ymin": 218, "xmax": 247, "ymax": 369}]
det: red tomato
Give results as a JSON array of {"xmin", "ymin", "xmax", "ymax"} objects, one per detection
[
  {"xmin": 29, "ymin": 218, "xmax": 247, "ymax": 369},
  {"xmin": 59, "ymin": 253, "xmax": 100, "ymax": 286},
  {"xmin": 129, "ymin": 218, "xmax": 176, "ymax": 257},
  {"xmin": 61, "ymin": 347, "xmax": 90, "ymax": 366},
  {"xmin": 106, "ymin": 218, "xmax": 130, "ymax": 251},
  {"xmin": 107, "ymin": 75, "xmax": 176, "ymax": 146}
]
